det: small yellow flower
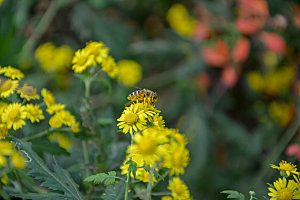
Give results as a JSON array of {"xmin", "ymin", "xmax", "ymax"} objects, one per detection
[
  {"xmin": 0, "ymin": 79, "xmax": 19, "ymax": 98},
  {"xmin": 26, "ymin": 104, "xmax": 44, "ymax": 123},
  {"xmin": 0, "ymin": 66, "xmax": 24, "ymax": 80},
  {"xmin": 0, "ymin": 155, "xmax": 7, "ymax": 167},
  {"xmin": 268, "ymin": 178, "xmax": 300, "ymax": 200},
  {"xmin": 70, "ymin": 122, "xmax": 80, "ymax": 133},
  {"xmin": 1, "ymin": 173, "xmax": 8, "ymax": 185},
  {"xmin": 117, "ymin": 103, "xmax": 147, "ymax": 135},
  {"xmin": 41, "ymin": 88, "xmax": 56, "ymax": 107},
  {"xmin": 102, "ymin": 56, "xmax": 119, "ymax": 78},
  {"xmin": 0, "ymin": 124, "xmax": 8, "ymax": 139},
  {"xmin": 49, "ymin": 114, "xmax": 63, "ymax": 128},
  {"xmin": 271, "ymin": 160, "xmax": 299, "ymax": 177},
  {"xmin": 168, "ymin": 177, "xmax": 191, "ymax": 200},
  {"xmin": 56, "ymin": 110, "xmax": 76, "ymax": 126},
  {"xmin": 11, "ymin": 151, "xmax": 26, "ymax": 169},
  {"xmin": 85, "ymin": 41, "xmax": 109, "ymax": 64},
  {"xmin": 17, "ymin": 84, "xmax": 40, "ymax": 101},
  {"xmin": 151, "ymin": 113, "xmax": 165, "ymax": 127},
  {"xmin": 269, "ymin": 101, "xmax": 294, "ymax": 127},
  {"xmin": 2, "ymin": 103, "xmax": 26, "ymax": 130},
  {"xmin": 72, "ymin": 49, "xmax": 95, "ymax": 73},
  {"xmin": 0, "ymin": 141, "xmax": 13, "ymax": 155},
  {"xmin": 117, "ymin": 60, "xmax": 142, "ymax": 87},
  {"xmin": 49, "ymin": 133, "xmax": 72, "ymax": 152},
  {"xmin": 46, "ymin": 104, "xmax": 65, "ymax": 115}
]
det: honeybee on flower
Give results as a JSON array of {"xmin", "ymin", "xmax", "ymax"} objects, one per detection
[{"xmin": 127, "ymin": 88, "xmax": 159, "ymax": 105}]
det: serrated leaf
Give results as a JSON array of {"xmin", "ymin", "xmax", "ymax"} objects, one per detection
[
  {"xmin": 101, "ymin": 181, "xmax": 127, "ymax": 200},
  {"xmin": 221, "ymin": 190, "xmax": 245, "ymax": 200},
  {"xmin": 126, "ymin": 160, "xmax": 137, "ymax": 177},
  {"xmin": 12, "ymin": 193, "xmax": 67, "ymax": 200},
  {"xmin": 84, "ymin": 171, "xmax": 116, "ymax": 186},
  {"xmin": 11, "ymin": 137, "xmax": 83, "ymax": 200}
]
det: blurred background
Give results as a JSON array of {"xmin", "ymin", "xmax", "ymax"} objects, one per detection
[{"xmin": 1, "ymin": 0, "xmax": 300, "ymax": 199}]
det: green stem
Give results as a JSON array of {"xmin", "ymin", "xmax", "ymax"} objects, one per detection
[
  {"xmin": 14, "ymin": 168, "xmax": 25, "ymax": 200},
  {"xmin": 19, "ymin": 0, "xmax": 61, "ymax": 63},
  {"xmin": 152, "ymin": 169, "xmax": 170, "ymax": 189},
  {"xmin": 24, "ymin": 129, "xmax": 49, "ymax": 141},
  {"xmin": 124, "ymin": 134, "xmax": 134, "ymax": 200},
  {"xmin": 82, "ymin": 140, "xmax": 90, "ymax": 176},
  {"xmin": 146, "ymin": 167, "xmax": 155, "ymax": 200},
  {"xmin": 151, "ymin": 192, "xmax": 172, "ymax": 196}
]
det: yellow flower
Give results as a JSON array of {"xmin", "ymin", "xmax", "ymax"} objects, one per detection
[
  {"xmin": 268, "ymin": 178, "xmax": 300, "ymax": 200},
  {"xmin": 17, "ymin": 84, "xmax": 40, "ymax": 101},
  {"xmin": 54, "ymin": 45, "xmax": 73, "ymax": 71},
  {"xmin": 117, "ymin": 60, "xmax": 142, "ymax": 87},
  {"xmin": 0, "ymin": 79, "xmax": 19, "ymax": 98},
  {"xmin": 11, "ymin": 151, "xmax": 26, "ymax": 169},
  {"xmin": 56, "ymin": 110, "xmax": 76, "ymax": 126},
  {"xmin": 41, "ymin": 88, "xmax": 56, "ymax": 107},
  {"xmin": 151, "ymin": 113, "xmax": 165, "ymax": 127},
  {"xmin": 70, "ymin": 122, "xmax": 80, "ymax": 133},
  {"xmin": 102, "ymin": 56, "xmax": 119, "ymax": 78},
  {"xmin": 1, "ymin": 173, "xmax": 8, "ymax": 185},
  {"xmin": 0, "ymin": 141, "xmax": 14, "ymax": 155},
  {"xmin": 0, "ymin": 66, "xmax": 24, "ymax": 80},
  {"xmin": 170, "ymin": 131, "xmax": 188, "ymax": 147},
  {"xmin": 163, "ymin": 142, "xmax": 190, "ymax": 176},
  {"xmin": 166, "ymin": 4, "xmax": 197, "ymax": 37},
  {"xmin": 117, "ymin": 103, "xmax": 147, "ymax": 135},
  {"xmin": 49, "ymin": 114, "xmax": 63, "ymax": 128},
  {"xmin": 269, "ymin": 101, "xmax": 294, "ymax": 127},
  {"xmin": 72, "ymin": 49, "xmax": 95, "ymax": 73},
  {"xmin": 168, "ymin": 177, "xmax": 191, "ymax": 200},
  {"xmin": 46, "ymin": 104, "xmax": 65, "ymax": 115},
  {"xmin": 247, "ymin": 71, "xmax": 265, "ymax": 93},
  {"xmin": 271, "ymin": 160, "xmax": 299, "ymax": 177},
  {"xmin": 85, "ymin": 41, "xmax": 109, "ymax": 64},
  {"xmin": 49, "ymin": 133, "xmax": 72, "ymax": 152},
  {"xmin": 0, "ymin": 124, "xmax": 8, "ymax": 139},
  {"xmin": 0, "ymin": 155, "xmax": 7, "ymax": 167},
  {"xmin": 129, "ymin": 127, "xmax": 168, "ymax": 166},
  {"xmin": 26, "ymin": 104, "xmax": 44, "ymax": 123},
  {"xmin": 2, "ymin": 103, "xmax": 26, "ymax": 130},
  {"xmin": 162, "ymin": 197, "xmax": 173, "ymax": 200}
]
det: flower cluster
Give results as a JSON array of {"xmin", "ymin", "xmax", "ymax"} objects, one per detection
[
  {"xmin": 35, "ymin": 42, "xmax": 73, "ymax": 72},
  {"xmin": 117, "ymin": 97, "xmax": 192, "ymax": 199},
  {"xmin": 268, "ymin": 160, "xmax": 300, "ymax": 200},
  {"xmin": 72, "ymin": 41, "xmax": 142, "ymax": 87}
]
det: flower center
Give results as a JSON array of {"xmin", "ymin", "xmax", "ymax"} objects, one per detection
[
  {"xmin": 77, "ymin": 55, "xmax": 87, "ymax": 65},
  {"xmin": 24, "ymin": 87, "xmax": 34, "ymax": 95},
  {"xmin": 278, "ymin": 188, "xmax": 293, "ymax": 200},
  {"xmin": 8, "ymin": 109, "xmax": 20, "ymax": 121},
  {"xmin": 0, "ymin": 80, "xmax": 12, "ymax": 92},
  {"xmin": 173, "ymin": 151, "xmax": 183, "ymax": 167},
  {"xmin": 174, "ymin": 183, "xmax": 185, "ymax": 196},
  {"xmin": 30, "ymin": 107, "xmax": 39, "ymax": 116},
  {"xmin": 124, "ymin": 112, "xmax": 139, "ymax": 125},
  {"xmin": 138, "ymin": 138, "xmax": 156, "ymax": 155}
]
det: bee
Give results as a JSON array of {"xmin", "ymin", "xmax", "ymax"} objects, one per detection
[{"xmin": 127, "ymin": 88, "xmax": 159, "ymax": 105}]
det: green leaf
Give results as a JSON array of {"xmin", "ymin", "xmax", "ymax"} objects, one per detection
[
  {"xmin": 126, "ymin": 160, "xmax": 137, "ymax": 177},
  {"xmin": 84, "ymin": 171, "xmax": 117, "ymax": 186},
  {"xmin": 10, "ymin": 137, "xmax": 83, "ymax": 200},
  {"xmin": 98, "ymin": 117, "xmax": 114, "ymax": 126},
  {"xmin": 12, "ymin": 193, "xmax": 67, "ymax": 200},
  {"xmin": 221, "ymin": 190, "xmax": 245, "ymax": 200},
  {"xmin": 101, "ymin": 181, "xmax": 127, "ymax": 200}
]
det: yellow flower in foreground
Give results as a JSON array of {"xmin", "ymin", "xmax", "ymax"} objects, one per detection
[
  {"xmin": 0, "ymin": 141, "xmax": 14, "ymax": 155},
  {"xmin": 85, "ymin": 41, "xmax": 109, "ymax": 64},
  {"xmin": 49, "ymin": 114, "xmax": 63, "ymax": 128},
  {"xmin": 117, "ymin": 103, "xmax": 147, "ymax": 135},
  {"xmin": 163, "ymin": 142, "xmax": 190, "ymax": 176},
  {"xmin": 168, "ymin": 177, "xmax": 191, "ymax": 200},
  {"xmin": 49, "ymin": 133, "xmax": 72, "ymax": 152},
  {"xmin": 117, "ymin": 60, "xmax": 142, "ymax": 87},
  {"xmin": 2, "ymin": 103, "xmax": 26, "ymax": 130},
  {"xmin": 17, "ymin": 84, "xmax": 40, "ymax": 101},
  {"xmin": 41, "ymin": 89, "xmax": 56, "ymax": 107},
  {"xmin": 268, "ymin": 178, "xmax": 300, "ymax": 200},
  {"xmin": 102, "ymin": 56, "xmax": 119, "ymax": 78},
  {"xmin": 72, "ymin": 49, "xmax": 95, "ymax": 73},
  {"xmin": 0, "ymin": 66, "xmax": 24, "ymax": 80},
  {"xmin": 26, "ymin": 104, "xmax": 44, "ymax": 123},
  {"xmin": 11, "ymin": 151, "xmax": 26, "ymax": 169},
  {"xmin": 0, "ymin": 79, "xmax": 19, "ymax": 98},
  {"xmin": 129, "ymin": 127, "xmax": 168, "ymax": 166},
  {"xmin": 271, "ymin": 160, "xmax": 299, "ymax": 177}
]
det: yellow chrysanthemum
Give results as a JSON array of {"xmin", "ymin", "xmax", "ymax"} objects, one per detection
[
  {"xmin": 49, "ymin": 114, "xmax": 63, "ymax": 128},
  {"xmin": 2, "ymin": 103, "xmax": 26, "ymax": 130},
  {"xmin": 72, "ymin": 49, "xmax": 95, "ymax": 73},
  {"xmin": 168, "ymin": 177, "xmax": 191, "ymax": 200},
  {"xmin": 46, "ymin": 104, "xmax": 65, "ymax": 115},
  {"xmin": 0, "ymin": 79, "xmax": 19, "ymax": 98},
  {"xmin": 17, "ymin": 84, "xmax": 40, "ymax": 101},
  {"xmin": 129, "ymin": 127, "xmax": 168, "ymax": 166},
  {"xmin": 54, "ymin": 45, "xmax": 73, "ymax": 71},
  {"xmin": 166, "ymin": 4, "xmax": 197, "ymax": 37},
  {"xmin": 85, "ymin": 41, "xmax": 109, "ymax": 64},
  {"xmin": 41, "ymin": 88, "xmax": 56, "ymax": 107},
  {"xmin": 49, "ymin": 133, "xmax": 72, "ymax": 152},
  {"xmin": 268, "ymin": 178, "xmax": 300, "ymax": 200},
  {"xmin": 271, "ymin": 160, "xmax": 300, "ymax": 177},
  {"xmin": 117, "ymin": 103, "xmax": 148, "ymax": 135},
  {"xmin": 170, "ymin": 131, "xmax": 188, "ymax": 147},
  {"xmin": 70, "ymin": 122, "xmax": 80, "ymax": 133},
  {"xmin": 0, "ymin": 141, "xmax": 14, "ymax": 155},
  {"xmin": 0, "ymin": 155, "xmax": 7, "ymax": 167},
  {"xmin": 11, "ymin": 151, "xmax": 26, "ymax": 169},
  {"xmin": 117, "ymin": 60, "xmax": 142, "ymax": 87},
  {"xmin": 26, "ymin": 104, "xmax": 44, "ymax": 123},
  {"xmin": 56, "ymin": 110, "xmax": 76, "ymax": 126},
  {"xmin": 0, "ymin": 124, "xmax": 8, "ymax": 139},
  {"xmin": 163, "ymin": 142, "xmax": 190, "ymax": 176},
  {"xmin": 151, "ymin": 113, "xmax": 165, "ymax": 127},
  {"xmin": 1, "ymin": 173, "xmax": 8, "ymax": 185},
  {"xmin": 0, "ymin": 66, "xmax": 24, "ymax": 80},
  {"xmin": 102, "ymin": 56, "xmax": 119, "ymax": 78}
]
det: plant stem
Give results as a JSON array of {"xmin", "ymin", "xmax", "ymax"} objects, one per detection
[
  {"xmin": 146, "ymin": 167, "xmax": 154, "ymax": 200},
  {"xmin": 24, "ymin": 129, "xmax": 48, "ymax": 141},
  {"xmin": 152, "ymin": 169, "xmax": 170, "ymax": 189},
  {"xmin": 124, "ymin": 134, "xmax": 134, "ymax": 200},
  {"xmin": 13, "ymin": 168, "xmax": 25, "ymax": 200},
  {"xmin": 82, "ymin": 140, "xmax": 90, "ymax": 176}
]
